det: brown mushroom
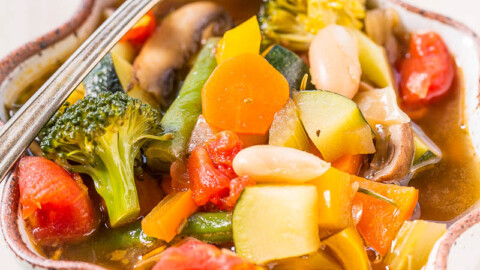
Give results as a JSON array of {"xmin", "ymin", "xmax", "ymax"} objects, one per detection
[
  {"xmin": 133, "ymin": 2, "xmax": 233, "ymax": 105},
  {"xmin": 361, "ymin": 122, "xmax": 414, "ymax": 182}
]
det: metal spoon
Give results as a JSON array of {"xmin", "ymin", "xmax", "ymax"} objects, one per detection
[{"xmin": 0, "ymin": 0, "xmax": 161, "ymax": 182}]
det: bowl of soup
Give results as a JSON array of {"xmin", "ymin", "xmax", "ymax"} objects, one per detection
[{"xmin": 1, "ymin": 0, "xmax": 480, "ymax": 269}]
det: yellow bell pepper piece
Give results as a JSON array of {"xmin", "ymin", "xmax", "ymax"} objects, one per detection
[
  {"xmin": 384, "ymin": 220, "xmax": 446, "ymax": 270},
  {"xmin": 216, "ymin": 16, "xmax": 261, "ymax": 64},
  {"xmin": 309, "ymin": 167, "xmax": 353, "ymax": 231},
  {"xmin": 141, "ymin": 190, "xmax": 197, "ymax": 242},
  {"xmin": 324, "ymin": 227, "xmax": 371, "ymax": 270},
  {"xmin": 62, "ymin": 83, "xmax": 85, "ymax": 111}
]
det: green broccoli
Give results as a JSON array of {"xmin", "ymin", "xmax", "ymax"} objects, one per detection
[{"xmin": 40, "ymin": 91, "xmax": 173, "ymax": 227}]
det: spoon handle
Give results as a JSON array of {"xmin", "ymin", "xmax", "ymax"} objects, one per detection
[{"xmin": 0, "ymin": 0, "xmax": 161, "ymax": 182}]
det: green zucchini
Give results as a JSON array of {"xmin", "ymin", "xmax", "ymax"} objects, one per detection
[
  {"xmin": 145, "ymin": 38, "xmax": 220, "ymax": 171},
  {"xmin": 293, "ymin": 90, "xmax": 375, "ymax": 162},
  {"xmin": 83, "ymin": 53, "xmax": 124, "ymax": 96},
  {"xmin": 82, "ymin": 50, "xmax": 159, "ymax": 110},
  {"xmin": 269, "ymin": 99, "xmax": 310, "ymax": 151},
  {"xmin": 411, "ymin": 122, "xmax": 442, "ymax": 171},
  {"xmin": 232, "ymin": 185, "xmax": 321, "ymax": 264},
  {"xmin": 180, "ymin": 212, "xmax": 232, "ymax": 244},
  {"xmin": 264, "ymin": 45, "xmax": 314, "ymax": 92}
]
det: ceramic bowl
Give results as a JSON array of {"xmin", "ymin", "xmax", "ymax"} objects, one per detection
[{"xmin": 0, "ymin": 0, "xmax": 480, "ymax": 269}]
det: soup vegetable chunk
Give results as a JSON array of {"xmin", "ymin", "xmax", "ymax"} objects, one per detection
[{"xmin": 13, "ymin": 0, "xmax": 478, "ymax": 269}]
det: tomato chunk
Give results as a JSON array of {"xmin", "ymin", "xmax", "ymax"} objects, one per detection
[
  {"xmin": 204, "ymin": 131, "xmax": 243, "ymax": 179},
  {"xmin": 120, "ymin": 11, "xmax": 156, "ymax": 44},
  {"xmin": 188, "ymin": 131, "xmax": 254, "ymax": 210},
  {"xmin": 188, "ymin": 147, "xmax": 231, "ymax": 206},
  {"xmin": 18, "ymin": 157, "xmax": 97, "ymax": 245},
  {"xmin": 399, "ymin": 31, "xmax": 454, "ymax": 107},
  {"xmin": 152, "ymin": 239, "xmax": 256, "ymax": 270}
]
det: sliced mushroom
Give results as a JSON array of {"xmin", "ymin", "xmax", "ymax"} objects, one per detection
[
  {"xmin": 133, "ymin": 2, "xmax": 233, "ymax": 104},
  {"xmin": 361, "ymin": 122, "xmax": 414, "ymax": 182}
]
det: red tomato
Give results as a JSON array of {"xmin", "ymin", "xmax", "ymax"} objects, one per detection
[
  {"xmin": 187, "ymin": 131, "xmax": 252, "ymax": 210},
  {"xmin": 188, "ymin": 147, "xmax": 231, "ymax": 206},
  {"xmin": 152, "ymin": 239, "xmax": 256, "ymax": 270},
  {"xmin": 219, "ymin": 175, "xmax": 256, "ymax": 210},
  {"xmin": 204, "ymin": 131, "xmax": 243, "ymax": 179},
  {"xmin": 399, "ymin": 31, "xmax": 454, "ymax": 106},
  {"xmin": 120, "ymin": 11, "xmax": 156, "ymax": 44},
  {"xmin": 18, "ymin": 157, "xmax": 97, "ymax": 245}
]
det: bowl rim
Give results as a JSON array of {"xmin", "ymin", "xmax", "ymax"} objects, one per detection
[
  {"xmin": 0, "ymin": 0, "xmax": 94, "ymax": 86},
  {"xmin": 1, "ymin": 0, "xmax": 480, "ymax": 269}
]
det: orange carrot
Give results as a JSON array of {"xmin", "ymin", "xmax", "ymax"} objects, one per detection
[
  {"xmin": 332, "ymin": 154, "xmax": 364, "ymax": 175},
  {"xmin": 142, "ymin": 190, "xmax": 197, "ymax": 242},
  {"xmin": 351, "ymin": 175, "xmax": 418, "ymax": 255},
  {"xmin": 202, "ymin": 53, "xmax": 289, "ymax": 135}
]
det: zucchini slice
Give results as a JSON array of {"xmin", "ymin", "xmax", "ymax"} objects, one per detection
[
  {"xmin": 293, "ymin": 90, "xmax": 375, "ymax": 162},
  {"xmin": 83, "ymin": 52, "xmax": 124, "ymax": 96},
  {"xmin": 232, "ymin": 185, "xmax": 321, "ymax": 264},
  {"xmin": 411, "ymin": 122, "xmax": 442, "ymax": 171},
  {"xmin": 269, "ymin": 99, "xmax": 310, "ymax": 151},
  {"xmin": 354, "ymin": 29, "xmax": 395, "ymax": 88},
  {"xmin": 264, "ymin": 45, "xmax": 313, "ymax": 92}
]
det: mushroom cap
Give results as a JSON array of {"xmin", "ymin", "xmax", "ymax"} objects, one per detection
[
  {"xmin": 362, "ymin": 122, "xmax": 415, "ymax": 182},
  {"xmin": 133, "ymin": 2, "xmax": 233, "ymax": 104}
]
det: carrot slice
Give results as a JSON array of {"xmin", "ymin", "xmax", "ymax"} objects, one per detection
[
  {"xmin": 142, "ymin": 190, "xmax": 197, "ymax": 242},
  {"xmin": 332, "ymin": 154, "xmax": 364, "ymax": 175},
  {"xmin": 351, "ymin": 175, "xmax": 418, "ymax": 255},
  {"xmin": 202, "ymin": 53, "xmax": 289, "ymax": 135}
]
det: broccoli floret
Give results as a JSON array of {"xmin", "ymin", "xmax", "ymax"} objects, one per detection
[
  {"xmin": 259, "ymin": 0, "xmax": 366, "ymax": 51},
  {"xmin": 40, "ymin": 91, "xmax": 172, "ymax": 227}
]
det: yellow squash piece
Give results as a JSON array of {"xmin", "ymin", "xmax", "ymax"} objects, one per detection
[
  {"xmin": 324, "ymin": 227, "xmax": 371, "ymax": 270},
  {"xmin": 384, "ymin": 220, "xmax": 446, "ymax": 270},
  {"xmin": 141, "ymin": 190, "xmax": 197, "ymax": 242},
  {"xmin": 216, "ymin": 16, "xmax": 261, "ymax": 64},
  {"xmin": 309, "ymin": 168, "xmax": 353, "ymax": 232},
  {"xmin": 65, "ymin": 83, "xmax": 86, "ymax": 106}
]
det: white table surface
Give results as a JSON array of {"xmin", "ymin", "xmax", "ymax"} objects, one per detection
[{"xmin": 0, "ymin": 0, "xmax": 479, "ymax": 269}]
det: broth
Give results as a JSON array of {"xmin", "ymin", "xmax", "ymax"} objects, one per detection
[{"xmin": 408, "ymin": 70, "xmax": 480, "ymax": 221}]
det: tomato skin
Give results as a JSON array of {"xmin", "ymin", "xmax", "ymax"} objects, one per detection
[
  {"xmin": 120, "ymin": 11, "xmax": 156, "ymax": 44},
  {"xmin": 18, "ymin": 157, "xmax": 97, "ymax": 245},
  {"xmin": 399, "ymin": 31, "xmax": 454, "ymax": 106},
  {"xmin": 152, "ymin": 239, "xmax": 256, "ymax": 270}
]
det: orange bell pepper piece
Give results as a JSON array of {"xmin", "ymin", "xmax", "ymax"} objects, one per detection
[{"xmin": 351, "ymin": 175, "xmax": 418, "ymax": 255}]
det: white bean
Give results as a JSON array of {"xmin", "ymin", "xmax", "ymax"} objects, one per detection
[
  {"xmin": 232, "ymin": 145, "xmax": 330, "ymax": 183},
  {"xmin": 309, "ymin": 25, "xmax": 361, "ymax": 99}
]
